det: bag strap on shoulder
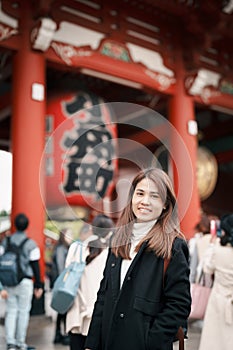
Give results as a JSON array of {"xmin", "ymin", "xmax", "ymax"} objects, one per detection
[
  {"xmin": 79, "ymin": 242, "xmax": 83, "ymax": 262},
  {"xmin": 72, "ymin": 241, "xmax": 85, "ymax": 263},
  {"xmin": 19, "ymin": 237, "xmax": 29, "ymax": 249},
  {"xmin": 5, "ymin": 236, "xmax": 29, "ymax": 255},
  {"xmin": 163, "ymin": 258, "xmax": 170, "ymax": 277},
  {"xmin": 6, "ymin": 235, "xmax": 11, "ymax": 249}
]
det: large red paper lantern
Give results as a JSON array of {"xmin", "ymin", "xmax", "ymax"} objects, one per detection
[{"xmin": 45, "ymin": 91, "xmax": 117, "ymax": 209}]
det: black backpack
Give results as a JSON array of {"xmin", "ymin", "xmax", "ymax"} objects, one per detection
[{"xmin": 0, "ymin": 236, "xmax": 28, "ymax": 287}]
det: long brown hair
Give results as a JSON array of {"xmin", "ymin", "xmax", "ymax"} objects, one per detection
[{"xmin": 111, "ymin": 168, "xmax": 185, "ymax": 259}]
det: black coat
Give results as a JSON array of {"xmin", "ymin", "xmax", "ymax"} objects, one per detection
[{"xmin": 85, "ymin": 237, "xmax": 191, "ymax": 350}]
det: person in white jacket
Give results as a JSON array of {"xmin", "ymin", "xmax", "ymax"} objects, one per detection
[
  {"xmin": 198, "ymin": 213, "xmax": 233, "ymax": 350},
  {"xmin": 66, "ymin": 215, "xmax": 115, "ymax": 350}
]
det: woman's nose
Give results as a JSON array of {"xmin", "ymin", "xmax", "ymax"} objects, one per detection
[{"xmin": 141, "ymin": 195, "xmax": 150, "ymax": 204}]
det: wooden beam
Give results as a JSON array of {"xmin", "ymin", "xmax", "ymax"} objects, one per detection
[
  {"xmin": 0, "ymin": 92, "xmax": 11, "ymax": 111},
  {"xmin": 194, "ymin": 93, "xmax": 233, "ymax": 111},
  {"xmin": 215, "ymin": 149, "xmax": 233, "ymax": 163},
  {"xmin": 202, "ymin": 119, "xmax": 233, "ymax": 141}
]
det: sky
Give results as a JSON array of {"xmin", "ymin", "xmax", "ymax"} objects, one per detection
[{"xmin": 0, "ymin": 150, "xmax": 12, "ymax": 212}]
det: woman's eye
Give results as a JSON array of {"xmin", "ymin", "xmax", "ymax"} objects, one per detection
[
  {"xmin": 137, "ymin": 192, "xmax": 143, "ymax": 196},
  {"xmin": 151, "ymin": 194, "xmax": 159, "ymax": 199}
]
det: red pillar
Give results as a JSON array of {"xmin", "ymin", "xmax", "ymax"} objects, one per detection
[
  {"xmin": 11, "ymin": 2, "xmax": 46, "ymax": 280},
  {"xmin": 168, "ymin": 57, "xmax": 200, "ymax": 239}
]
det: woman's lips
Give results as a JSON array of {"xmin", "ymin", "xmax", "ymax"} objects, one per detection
[{"xmin": 138, "ymin": 207, "xmax": 152, "ymax": 213}]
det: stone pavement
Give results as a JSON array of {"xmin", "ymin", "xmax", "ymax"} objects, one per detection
[{"xmin": 0, "ymin": 314, "xmax": 202, "ymax": 350}]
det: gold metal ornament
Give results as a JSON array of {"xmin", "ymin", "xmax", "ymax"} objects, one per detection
[{"xmin": 196, "ymin": 146, "xmax": 218, "ymax": 200}]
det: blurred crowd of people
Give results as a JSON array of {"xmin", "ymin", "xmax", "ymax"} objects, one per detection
[
  {"xmin": 1, "ymin": 168, "xmax": 192, "ymax": 350},
  {"xmin": 188, "ymin": 212, "xmax": 233, "ymax": 350},
  {"xmin": 0, "ymin": 169, "xmax": 233, "ymax": 350}
]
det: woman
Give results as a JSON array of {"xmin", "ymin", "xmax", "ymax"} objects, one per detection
[
  {"xmin": 85, "ymin": 168, "xmax": 191, "ymax": 350},
  {"xmin": 66, "ymin": 215, "xmax": 115, "ymax": 350},
  {"xmin": 189, "ymin": 213, "xmax": 211, "ymax": 284},
  {"xmin": 51, "ymin": 228, "xmax": 72, "ymax": 345},
  {"xmin": 198, "ymin": 213, "xmax": 233, "ymax": 350}
]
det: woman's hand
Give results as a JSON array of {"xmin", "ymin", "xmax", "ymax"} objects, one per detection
[
  {"xmin": 34, "ymin": 288, "xmax": 43, "ymax": 299},
  {"xmin": 0, "ymin": 289, "xmax": 8, "ymax": 299}
]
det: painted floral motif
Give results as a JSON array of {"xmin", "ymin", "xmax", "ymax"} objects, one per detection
[
  {"xmin": 0, "ymin": 24, "xmax": 17, "ymax": 41},
  {"xmin": 220, "ymin": 80, "xmax": 233, "ymax": 96},
  {"xmin": 201, "ymin": 88, "xmax": 220, "ymax": 104},
  {"xmin": 51, "ymin": 42, "xmax": 92, "ymax": 65},
  {"xmin": 100, "ymin": 41, "xmax": 131, "ymax": 62},
  {"xmin": 145, "ymin": 69, "xmax": 175, "ymax": 90}
]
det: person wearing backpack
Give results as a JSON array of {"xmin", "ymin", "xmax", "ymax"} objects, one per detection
[{"xmin": 0, "ymin": 213, "xmax": 43, "ymax": 350}]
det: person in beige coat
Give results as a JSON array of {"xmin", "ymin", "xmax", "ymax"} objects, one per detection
[
  {"xmin": 198, "ymin": 213, "xmax": 233, "ymax": 350},
  {"xmin": 189, "ymin": 213, "xmax": 211, "ymax": 284},
  {"xmin": 66, "ymin": 215, "xmax": 115, "ymax": 350}
]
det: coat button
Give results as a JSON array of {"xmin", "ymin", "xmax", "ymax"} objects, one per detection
[
  {"xmin": 127, "ymin": 276, "xmax": 131, "ymax": 281},
  {"xmin": 111, "ymin": 263, "xmax": 115, "ymax": 267},
  {"xmin": 119, "ymin": 313, "xmax": 125, "ymax": 318}
]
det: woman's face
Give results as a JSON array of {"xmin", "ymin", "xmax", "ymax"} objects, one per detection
[{"xmin": 132, "ymin": 178, "xmax": 164, "ymax": 223}]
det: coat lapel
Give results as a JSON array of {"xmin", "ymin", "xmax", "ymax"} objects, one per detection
[
  {"xmin": 121, "ymin": 241, "xmax": 148, "ymax": 289},
  {"xmin": 110, "ymin": 254, "xmax": 122, "ymax": 302},
  {"xmin": 110, "ymin": 241, "xmax": 148, "ymax": 298}
]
